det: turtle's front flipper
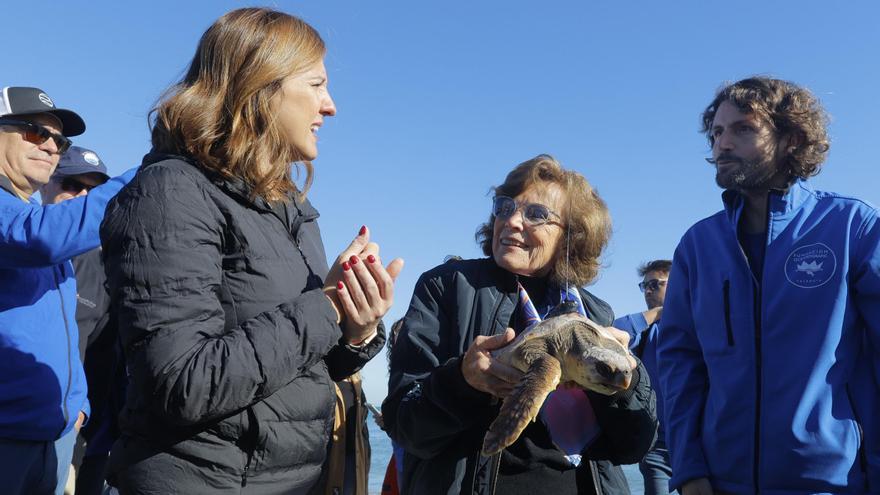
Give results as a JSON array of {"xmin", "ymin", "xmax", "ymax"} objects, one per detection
[{"xmin": 482, "ymin": 357, "xmax": 562, "ymax": 455}]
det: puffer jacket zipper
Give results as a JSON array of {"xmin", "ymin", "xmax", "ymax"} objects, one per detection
[{"xmin": 240, "ymin": 407, "xmax": 259, "ymax": 487}]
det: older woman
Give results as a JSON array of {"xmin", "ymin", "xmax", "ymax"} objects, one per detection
[
  {"xmin": 383, "ymin": 155, "xmax": 657, "ymax": 494},
  {"xmin": 101, "ymin": 8, "xmax": 402, "ymax": 494}
]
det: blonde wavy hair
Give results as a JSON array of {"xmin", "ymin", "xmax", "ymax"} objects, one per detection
[
  {"xmin": 150, "ymin": 7, "xmax": 325, "ymax": 201},
  {"xmin": 476, "ymin": 154, "xmax": 612, "ymax": 286}
]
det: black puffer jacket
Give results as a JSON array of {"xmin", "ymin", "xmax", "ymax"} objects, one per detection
[
  {"xmin": 101, "ymin": 154, "xmax": 384, "ymax": 494},
  {"xmin": 382, "ymin": 258, "xmax": 657, "ymax": 495}
]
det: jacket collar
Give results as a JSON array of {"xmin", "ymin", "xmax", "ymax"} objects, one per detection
[
  {"xmin": 721, "ymin": 179, "xmax": 813, "ymax": 228},
  {"xmin": 0, "ymin": 174, "xmax": 17, "ymax": 198},
  {"xmin": 140, "ymin": 151, "xmax": 320, "ymax": 230},
  {"xmin": 487, "ymin": 257, "xmax": 614, "ymax": 325}
]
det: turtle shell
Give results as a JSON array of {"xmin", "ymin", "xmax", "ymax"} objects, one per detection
[{"xmin": 482, "ymin": 312, "xmax": 633, "ymax": 456}]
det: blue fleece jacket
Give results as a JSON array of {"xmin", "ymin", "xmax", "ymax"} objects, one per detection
[
  {"xmin": 658, "ymin": 180, "xmax": 880, "ymax": 494},
  {"xmin": 0, "ymin": 168, "xmax": 135, "ymax": 441}
]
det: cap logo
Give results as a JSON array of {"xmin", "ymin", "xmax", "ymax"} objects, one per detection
[
  {"xmin": 38, "ymin": 93, "xmax": 54, "ymax": 108},
  {"xmin": 82, "ymin": 151, "xmax": 101, "ymax": 166}
]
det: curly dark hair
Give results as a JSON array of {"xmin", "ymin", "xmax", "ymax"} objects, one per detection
[
  {"xmin": 475, "ymin": 154, "xmax": 611, "ymax": 287},
  {"xmin": 701, "ymin": 77, "xmax": 830, "ymax": 179},
  {"xmin": 637, "ymin": 259, "xmax": 671, "ymax": 278}
]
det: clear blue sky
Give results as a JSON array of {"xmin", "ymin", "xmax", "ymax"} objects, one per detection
[{"xmin": 9, "ymin": 1, "xmax": 880, "ymax": 403}]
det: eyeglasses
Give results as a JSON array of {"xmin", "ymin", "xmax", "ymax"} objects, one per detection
[
  {"xmin": 638, "ymin": 279, "xmax": 668, "ymax": 292},
  {"xmin": 492, "ymin": 195, "xmax": 561, "ymax": 227},
  {"xmin": 58, "ymin": 177, "xmax": 96, "ymax": 194},
  {"xmin": 0, "ymin": 119, "xmax": 72, "ymax": 154}
]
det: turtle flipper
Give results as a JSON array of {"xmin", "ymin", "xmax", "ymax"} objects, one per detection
[{"xmin": 482, "ymin": 357, "xmax": 562, "ymax": 455}]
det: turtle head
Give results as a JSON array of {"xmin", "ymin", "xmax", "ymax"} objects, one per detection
[{"xmin": 564, "ymin": 320, "xmax": 633, "ymax": 395}]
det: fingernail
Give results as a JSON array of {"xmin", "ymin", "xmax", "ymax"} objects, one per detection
[
  {"xmin": 342, "ymin": 261, "xmax": 350, "ymax": 271},
  {"xmin": 367, "ymin": 254, "xmax": 376, "ymax": 264},
  {"xmin": 337, "ymin": 281, "xmax": 344, "ymax": 290},
  {"xmin": 359, "ymin": 225, "xmax": 367, "ymax": 236},
  {"xmin": 349, "ymin": 255, "xmax": 359, "ymax": 265}
]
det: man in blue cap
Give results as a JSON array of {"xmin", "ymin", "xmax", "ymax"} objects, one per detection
[
  {"xmin": 0, "ymin": 86, "xmax": 135, "ymax": 495},
  {"xmin": 41, "ymin": 146, "xmax": 110, "ymax": 204},
  {"xmin": 41, "ymin": 146, "xmax": 120, "ymax": 495}
]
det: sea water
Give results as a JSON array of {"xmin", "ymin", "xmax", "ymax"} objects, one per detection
[{"xmin": 365, "ymin": 412, "xmax": 645, "ymax": 494}]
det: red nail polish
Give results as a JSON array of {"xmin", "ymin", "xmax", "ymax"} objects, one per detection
[
  {"xmin": 342, "ymin": 261, "xmax": 350, "ymax": 271},
  {"xmin": 367, "ymin": 254, "xmax": 376, "ymax": 264},
  {"xmin": 359, "ymin": 225, "xmax": 367, "ymax": 236},
  {"xmin": 349, "ymin": 255, "xmax": 359, "ymax": 265},
  {"xmin": 337, "ymin": 281, "xmax": 344, "ymax": 290}
]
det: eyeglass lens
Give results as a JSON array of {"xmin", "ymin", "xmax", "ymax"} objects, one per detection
[
  {"xmin": 492, "ymin": 196, "xmax": 553, "ymax": 225},
  {"xmin": 60, "ymin": 178, "xmax": 90, "ymax": 193},
  {"xmin": 26, "ymin": 125, "xmax": 71, "ymax": 154},
  {"xmin": 0, "ymin": 119, "xmax": 71, "ymax": 153},
  {"xmin": 639, "ymin": 279, "xmax": 667, "ymax": 292}
]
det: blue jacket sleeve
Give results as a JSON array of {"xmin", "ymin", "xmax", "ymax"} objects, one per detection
[
  {"xmin": 0, "ymin": 167, "xmax": 136, "ymax": 268},
  {"xmin": 657, "ymin": 237, "xmax": 711, "ymax": 489}
]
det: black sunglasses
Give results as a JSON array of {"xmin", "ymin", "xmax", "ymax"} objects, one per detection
[
  {"xmin": 639, "ymin": 279, "xmax": 668, "ymax": 293},
  {"xmin": 492, "ymin": 196, "xmax": 561, "ymax": 227},
  {"xmin": 0, "ymin": 118, "xmax": 72, "ymax": 154},
  {"xmin": 58, "ymin": 177, "xmax": 97, "ymax": 194}
]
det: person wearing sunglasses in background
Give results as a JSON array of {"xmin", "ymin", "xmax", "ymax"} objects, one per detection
[
  {"xmin": 0, "ymin": 87, "xmax": 136, "ymax": 495},
  {"xmin": 383, "ymin": 154, "xmax": 657, "ymax": 494},
  {"xmin": 613, "ymin": 260, "xmax": 674, "ymax": 495},
  {"xmin": 40, "ymin": 146, "xmax": 127, "ymax": 495}
]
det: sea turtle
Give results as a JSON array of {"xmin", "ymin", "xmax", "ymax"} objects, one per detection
[{"xmin": 481, "ymin": 304, "xmax": 634, "ymax": 456}]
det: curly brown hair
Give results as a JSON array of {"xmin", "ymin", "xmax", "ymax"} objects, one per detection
[
  {"xmin": 150, "ymin": 8, "xmax": 325, "ymax": 202},
  {"xmin": 475, "ymin": 154, "xmax": 611, "ymax": 286},
  {"xmin": 701, "ymin": 77, "xmax": 830, "ymax": 179}
]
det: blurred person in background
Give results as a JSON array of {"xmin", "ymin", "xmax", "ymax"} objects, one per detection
[
  {"xmin": 613, "ymin": 260, "xmax": 674, "ymax": 495},
  {"xmin": 40, "ymin": 146, "xmax": 127, "ymax": 495}
]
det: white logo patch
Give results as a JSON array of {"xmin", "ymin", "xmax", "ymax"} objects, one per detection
[
  {"xmin": 38, "ymin": 93, "xmax": 54, "ymax": 107},
  {"xmin": 784, "ymin": 243, "xmax": 837, "ymax": 288},
  {"xmin": 82, "ymin": 151, "xmax": 100, "ymax": 166}
]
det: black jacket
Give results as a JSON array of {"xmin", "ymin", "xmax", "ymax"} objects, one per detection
[
  {"xmin": 101, "ymin": 154, "xmax": 384, "ymax": 494},
  {"xmin": 72, "ymin": 248, "xmax": 124, "ymax": 458},
  {"xmin": 382, "ymin": 258, "xmax": 657, "ymax": 495}
]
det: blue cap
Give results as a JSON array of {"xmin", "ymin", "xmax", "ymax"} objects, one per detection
[{"xmin": 53, "ymin": 146, "xmax": 109, "ymax": 180}]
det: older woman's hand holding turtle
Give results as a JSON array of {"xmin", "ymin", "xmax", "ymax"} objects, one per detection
[
  {"xmin": 606, "ymin": 325, "xmax": 639, "ymax": 370},
  {"xmin": 461, "ymin": 328, "xmax": 524, "ymax": 398}
]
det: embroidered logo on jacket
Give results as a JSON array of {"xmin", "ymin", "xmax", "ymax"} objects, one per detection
[{"xmin": 785, "ymin": 243, "xmax": 837, "ymax": 288}]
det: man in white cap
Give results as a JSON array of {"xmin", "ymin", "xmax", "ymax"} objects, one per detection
[{"xmin": 0, "ymin": 86, "xmax": 135, "ymax": 495}]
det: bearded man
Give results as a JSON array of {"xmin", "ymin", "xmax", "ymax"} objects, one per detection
[{"xmin": 658, "ymin": 77, "xmax": 880, "ymax": 494}]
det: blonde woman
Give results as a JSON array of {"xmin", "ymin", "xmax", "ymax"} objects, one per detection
[{"xmin": 101, "ymin": 8, "xmax": 402, "ymax": 493}]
